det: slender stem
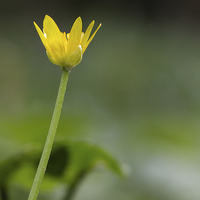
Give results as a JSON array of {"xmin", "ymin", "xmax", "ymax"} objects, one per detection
[
  {"xmin": 0, "ymin": 184, "xmax": 8, "ymax": 200},
  {"xmin": 64, "ymin": 171, "xmax": 86, "ymax": 200},
  {"xmin": 28, "ymin": 68, "xmax": 70, "ymax": 200}
]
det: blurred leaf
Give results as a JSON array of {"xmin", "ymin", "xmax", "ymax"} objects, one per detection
[
  {"xmin": 0, "ymin": 144, "xmax": 35, "ymax": 200},
  {"xmin": 47, "ymin": 139, "xmax": 125, "ymax": 186},
  {"xmin": 46, "ymin": 146, "xmax": 69, "ymax": 177},
  {"xmin": 0, "ymin": 144, "xmax": 34, "ymax": 185},
  {"xmin": 45, "ymin": 140, "xmax": 125, "ymax": 200}
]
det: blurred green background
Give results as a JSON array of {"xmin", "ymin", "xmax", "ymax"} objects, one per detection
[{"xmin": 1, "ymin": 0, "xmax": 200, "ymax": 199}]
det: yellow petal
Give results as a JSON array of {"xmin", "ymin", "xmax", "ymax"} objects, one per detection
[
  {"xmin": 83, "ymin": 23, "xmax": 101, "ymax": 54},
  {"xmin": 67, "ymin": 17, "xmax": 82, "ymax": 54},
  {"xmin": 80, "ymin": 32, "xmax": 84, "ymax": 43},
  {"xmin": 81, "ymin": 20, "xmax": 94, "ymax": 53},
  {"xmin": 63, "ymin": 32, "xmax": 67, "ymax": 52},
  {"xmin": 46, "ymin": 50, "xmax": 62, "ymax": 66},
  {"xmin": 33, "ymin": 22, "xmax": 48, "ymax": 50},
  {"xmin": 43, "ymin": 15, "xmax": 63, "ymax": 47}
]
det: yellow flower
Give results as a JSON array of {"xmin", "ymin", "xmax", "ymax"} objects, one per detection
[{"xmin": 34, "ymin": 15, "xmax": 101, "ymax": 71}]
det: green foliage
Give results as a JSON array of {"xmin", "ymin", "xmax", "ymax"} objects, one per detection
[
  {"xmin": 0, "ymin": 145, "xmax": 35, "ymax": 184},
  {"xmin": 48, "ymin": 140, "xmax": 124, "ymax": 184},
  {"xmin": 0, "ymin": 139, "xmax": 124, "ymax": 200},
  {"xmin": 0, "ymin": 145, "xmax": 35, "ymax": 200}
]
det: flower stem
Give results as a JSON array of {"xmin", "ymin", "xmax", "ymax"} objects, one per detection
[
  {"xmin": 28, "ymin": 68, "xmax": 70, "ymax": 200},
  {"xmin": 64, "ymin": 171, "xmax": 86, "ymax": 200}
]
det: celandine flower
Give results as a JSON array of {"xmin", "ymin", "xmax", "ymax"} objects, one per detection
[{"xmin": 34, "ymin": 15, "xmax": 101, "ymax": 71}]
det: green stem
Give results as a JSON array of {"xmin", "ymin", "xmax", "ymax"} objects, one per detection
[
  {"xmin": 64, "ymin": 171, "xmax": 86, "ymax": 200},
  {"xmin": 0, "ymin": 184, "xmax": 8, "ymax": 200},
  {"xmin": 28, "ymin": 68, "xmax": 70, "ymax": 200}
]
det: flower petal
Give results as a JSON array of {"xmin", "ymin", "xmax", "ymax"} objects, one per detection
[
  {"xmin": 67, "ymin": 17, "xmax": 82, "ymax": 54},
  {"xmin": 81, "ymin": 20, "xmax": 94, "ymax": 53},
  {"xmin": 83, "ymin": 23, "xmax": 101, "ymax": 54},
  {"xmin": 43, "ymin": 15, "xmax": 63, "ymax": 47},
  {"xmin": 33, "ymin": 22, "xmax": 48, "ymax": 50},
  {"xmin": 46, "ymin": 50, "xmax": 62, "ymax": 66}
]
